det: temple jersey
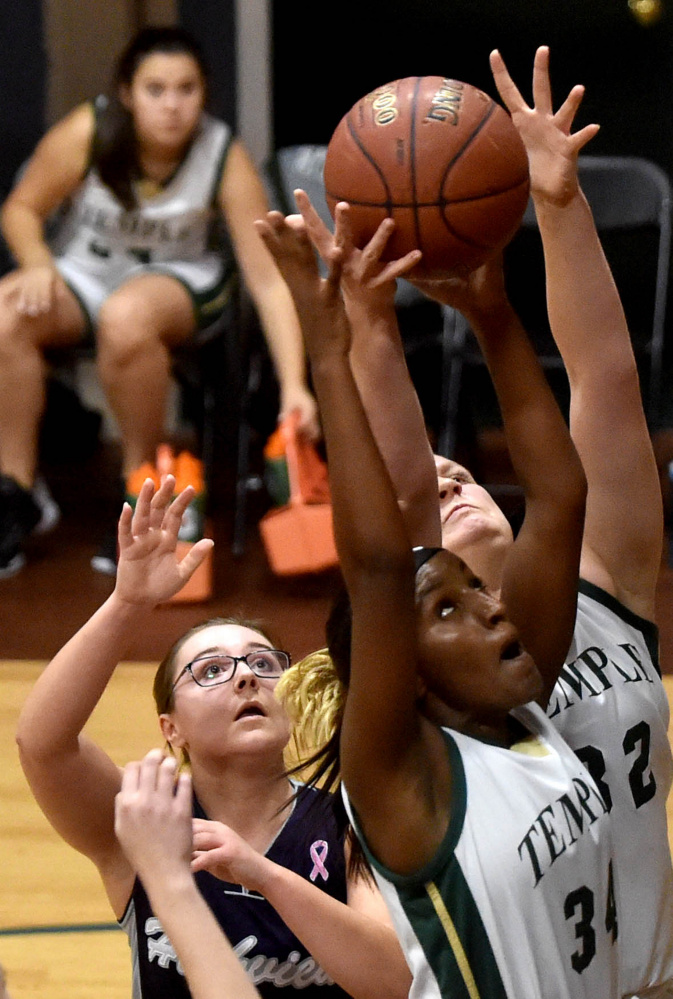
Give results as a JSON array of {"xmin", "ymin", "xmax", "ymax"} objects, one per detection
[
  {"xmin": 120, "ymin": 784, "xmax": 350, "ymax": 998},
  {"xmin": 547, "ymin": 581, "xmax": 673, "ymax": 997},
  {"xmin": 51, "ymin": 106, "xmax": 233, "ymax": 296},
  {"xmin": 343, "ymin": 703, "xmax": 621, "ymax": 999}
]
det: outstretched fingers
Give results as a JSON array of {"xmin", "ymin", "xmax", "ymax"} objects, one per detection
[
  {"xmin": 554, "ymin": 86, "xmax": 600, "ymax": 150},
  {"xmin": 490, "ymin": 48, "xmax": 529, "ymax": 115},
  {"xmin": 255, "ymin": 211, "xmax": 320, "ymax": 288},
  {"xmin": 530, "ymin": 45, "xmax": 554, "ymax": 115},
  {"xmin": 162, "ymin": 483, "xmax": 195, "ymax": 535},
  {"xmin": 294, "ymin": 188, "xmax": 336, "ymax": 261}
]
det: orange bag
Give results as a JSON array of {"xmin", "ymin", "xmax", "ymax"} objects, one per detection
[{"xmin": 259, "ymin": 416, "xmax": 338, "ymax": 576}]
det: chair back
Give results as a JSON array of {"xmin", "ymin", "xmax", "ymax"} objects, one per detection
[{"xmin": 264, "ymin": 144, "xmax": 332, "ymax": 226}]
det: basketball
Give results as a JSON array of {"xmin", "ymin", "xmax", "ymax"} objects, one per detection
[{"xmin": 323, "ymin": 76, "xmax": 530, "ymax": 277}]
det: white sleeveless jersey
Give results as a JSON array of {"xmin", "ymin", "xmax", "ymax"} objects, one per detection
[
  {"xmin": 547, "ymin": 581, "xmax": 673, "ymax": 996},
  {"xmin": 51, "ymin": 111, "xmax": 232, "ymax": 291},
  {"xmin": 343, "ymin": 703, "xmax": 621, "ymax": 999}
]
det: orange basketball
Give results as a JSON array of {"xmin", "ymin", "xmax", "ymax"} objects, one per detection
[{"xmin": 323, "ymin": 76, "xmax": 530, "ymax": 277}]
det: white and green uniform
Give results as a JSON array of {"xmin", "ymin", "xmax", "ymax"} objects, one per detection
[
  {"xmin": 343, "ymin": 702, "xmax": 621, "ymax": 999},
  {"xmin": 50, "ymin": 105, "xmax": 235, "ymax": 331},
  {"xmin": 548, "ymin": 581, "xmax": 673, "ymax": 999}
]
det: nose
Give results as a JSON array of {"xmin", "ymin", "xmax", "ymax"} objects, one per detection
[
  {"xmin": 438, "ymin": 476, "xmax": 461, "ymax": 501},
  {"xmin": 233, "ymin": 661, "xmax": 258, "ymax": 690},
  {"xmin": 163, "ymin": 88, "xmax": 180, "ymax": 110},
  {"xmin": 475, "ymin": 590, "xmax": 506, "ymax": 627}
]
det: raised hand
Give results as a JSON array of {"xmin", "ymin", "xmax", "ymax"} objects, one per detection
[
  {"xmin": 254, "ymin": 210, "xmax": 349, "ymax": 361},
  {"xmin": 294, "ymin": 189, "xmax": 422, "ymax": 313},
  {"xmin": 114, "ymin": 475, "xmax": 214, "ymax": 607},
  {"xmin": 490, "ymin": 46, "xmax": 600, "ymax": 206}
]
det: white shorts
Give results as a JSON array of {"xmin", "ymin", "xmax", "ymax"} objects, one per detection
[{"xmin": 55, "ymin": 255, "xmax": 233, "ymax": 336}]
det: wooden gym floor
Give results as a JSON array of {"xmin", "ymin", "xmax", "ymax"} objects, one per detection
[{"xmin": 1, "ymin": 440, "xmax": 673, "ymax": 998}]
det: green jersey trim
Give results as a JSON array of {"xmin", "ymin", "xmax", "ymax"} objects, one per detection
[
  {"xmin": 578, "ymin": 579, "xmax": 660, "ymax": 676},
  {"xmin": 347, "ymin": 730, "xmax": 507, "ymax": 998}
]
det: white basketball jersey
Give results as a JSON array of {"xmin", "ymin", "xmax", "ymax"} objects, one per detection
[
  {"xmin": 343, "ymin": 703, "xmax": 621, "ymax": 999},
  {"xmin": 51, "ymin": 111, "xmax": 231, "ymax": 288},
  {"xmin": 548, "ymin": 581, "xmax": 673, "ymax": 996}
]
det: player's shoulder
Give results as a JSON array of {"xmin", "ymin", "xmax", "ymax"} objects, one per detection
[{"xmin": 579, "ymin": 548, "xmax": 657, "ymax": 624}]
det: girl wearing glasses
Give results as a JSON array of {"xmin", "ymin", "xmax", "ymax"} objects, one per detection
[{"xmin": 16, "ymin": 477, "xmax": 411, "ymax": 999}]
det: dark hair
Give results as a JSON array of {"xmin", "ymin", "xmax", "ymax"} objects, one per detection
[
  {"xmin": 281, "ymin": 583, "xmax": 376, "ymax": 880},
  {"xmin": 93, "ymin": 26, "xmax": 210, "ymax": 209}
]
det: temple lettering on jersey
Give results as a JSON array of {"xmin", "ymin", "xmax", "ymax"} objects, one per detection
[
  {"xmin": 547, "ymin": 642, "xmax": 655, "ymax": 719},
  {"xmin": 518, "ymin": 776, "xmax": 609, "ymax": 886},
  {"xmin": 77, "ymin": 203, "xmax": 197, "ymax": 245}
]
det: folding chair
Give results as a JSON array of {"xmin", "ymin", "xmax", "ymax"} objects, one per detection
[{"xmin": 439, "ymin": 156, "xmax": 673, "ymax": 470}]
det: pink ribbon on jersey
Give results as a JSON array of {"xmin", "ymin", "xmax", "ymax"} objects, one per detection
[{"xmin": 309, "ymin": 840, "xmax": 329, "ymax": 882}]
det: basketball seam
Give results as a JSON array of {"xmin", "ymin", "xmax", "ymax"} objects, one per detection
[
  {"xmin": 411, "ymin": 77, "xmax": 423, "ymax": 257},
  {"xmin": 438, "ymin": 99, "xmax": 497, "ymax": 190},
  {"xmin": 326, "ymin": 176, "xmax": 529, "ymax": 210},
  {"xmin": 327, "ymin": 112, "xmax": 394, "ymax": 210}
]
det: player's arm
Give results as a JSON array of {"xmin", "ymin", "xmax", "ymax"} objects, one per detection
[
  {"xmin": 16, "ymin": 479, "xmax": 212, "ymax": 912},
  {"xmin": 218, "ymin": 142, "xmax": 319, "ymax": 439},
  {"xmin": 116, "ymin": 754, "xmax": 261, "ymax": 999},
  {"xmin": 491, "ymin": 46, "xmax": 662, "ymax": 620},
  {"xmin": 415, "ymin": 258, "xmax": 587, "ymax": 703},
  {"xmin": 295, "ymin": 189, "xmax": 441, "ymax": 547},
  {"xmin": 191, "ymin": 818, "xmax": 412, "ymax": 999},
  {"xmin": 0, "ymin": 103, "xmax": 93, "ymax": 313},
  {"xmin": 256, "ymin": 209, "xmax": 451, "ymax": 877},
  {"xmin": 1, "ymin": 103, "xmax": 92, "ymax": 264}
]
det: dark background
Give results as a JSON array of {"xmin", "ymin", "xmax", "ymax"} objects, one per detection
[{"xmin": 271, "ymin": 0, "xmax": 673, "ymax": 174}]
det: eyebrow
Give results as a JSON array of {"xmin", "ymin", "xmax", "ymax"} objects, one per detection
[
  {"xmin": 415, "ymin": 574, "xmax": 444, "ymax": 600},
  {"xmin": 188, "ymin": 642, "xmax": 272, "ymax": 659}
]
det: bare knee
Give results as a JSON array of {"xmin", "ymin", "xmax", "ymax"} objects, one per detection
[{"xmin": 97, "ymin": 297, "xmax": 165, "ymax": 369}]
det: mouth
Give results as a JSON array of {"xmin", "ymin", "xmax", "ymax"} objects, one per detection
[
  {"xmin": 500, "ymin": 639, "xmax": 524, "ymax": 662},
  {"xmin": 499, "ymin": 637, "xmax": 536, "ymax": 677},
  {"xmin": 445, "ymin": 502, "xmax": 472, "ymax": 523},
  {"xmin": 234, "ymin": 702, "xmax": 267, "ymax": 721}
]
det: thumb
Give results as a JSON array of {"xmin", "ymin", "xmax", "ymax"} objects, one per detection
[{"xmin": 178, "ymin": 538, "xmax": 214, "ymax": 580}]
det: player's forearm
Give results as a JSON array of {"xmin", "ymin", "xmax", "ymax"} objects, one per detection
[
  {"xmin": 254, "ymin": 862, "xmax": 411, "ymax": 999},
  {"xmin": 16, "ymin": 594, "xmax": 151, "ymax": 757},
  {"xmin": 348, "ymin": 300, "xmax": 440, "ymax": 547},
  {"xmin": 251, "ymin": 278, "xmax": 308, "ymax": 391},
  {"xmin": 533, "ymin": 190, "xmax": 634, "ymax": 380},
  {"xmin": 310, "ymin": 348, "xmax": 411, "ymax": 578},
  {"xmin": 1, "ymin": 200, "xmax": 55, "ymax": 270},
  {"xmin": 470, "ymin": 302, "xmax": 582, "ymax": 504},
  {"xmin": 144, "ymin": 876, "xmax": 259, "ymax": 999}
]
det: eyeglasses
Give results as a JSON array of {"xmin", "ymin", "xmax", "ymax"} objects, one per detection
[{"xmin": 171, "ymin": 649, "xmax": 291, "ymax": 691}]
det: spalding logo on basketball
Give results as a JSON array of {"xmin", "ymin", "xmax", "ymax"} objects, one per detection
[{"xmin": 324, "ymin": 76, "xmax": 530, "ymax": 277}]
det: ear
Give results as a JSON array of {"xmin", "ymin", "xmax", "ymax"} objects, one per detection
[
  {"xmin": 119, "ymin": 83, "xmax": 132, "ymax": 110},
  {"xmin": 159, "ymin": 713, "xmax": 187, "ymax": 750}
]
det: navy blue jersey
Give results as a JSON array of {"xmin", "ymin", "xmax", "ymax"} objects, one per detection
[{"xmin": 120, "ymin": 783, "xmax": 351, "ymax": 998}]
